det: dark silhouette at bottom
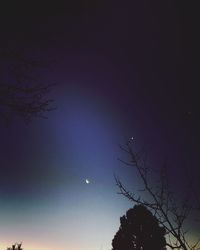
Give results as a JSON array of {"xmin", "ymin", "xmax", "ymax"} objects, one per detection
[
  {"xmin": 7, "ymin": 243, "xmax": 22, "ymax": 250},
  {"xmin": 112, "ymin": 205, "xmax": 166, "ymax": 250}
]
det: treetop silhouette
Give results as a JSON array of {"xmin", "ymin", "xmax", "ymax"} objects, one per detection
[
  {"xmin": 115, "ymin": 140, "xmax": 200, "ymax": 250},
  {"xmin": 112, "ymin": 204, "xmax": 166, "ymax": 250}
]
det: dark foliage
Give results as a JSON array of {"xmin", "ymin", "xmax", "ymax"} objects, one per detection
[
  {"xmin": 115, "ymin": 141, "xmax": 200, "ymax": 250},
  {"xmin": 112, "ymin": 205, "xmax": 166, "ymax": 250},
  {"xmin": 7, "ymin": 243, "xmax": 22, "ymax": 250}
]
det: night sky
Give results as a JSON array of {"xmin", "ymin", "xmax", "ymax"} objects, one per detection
[{"xmin": 0, "ymin": 2, "xmax": 199, "ymax": 250}]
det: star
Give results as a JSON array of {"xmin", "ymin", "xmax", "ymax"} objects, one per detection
[{"xmin": 128, "ymin": 137, "xmax": 134, "ymax": 144}]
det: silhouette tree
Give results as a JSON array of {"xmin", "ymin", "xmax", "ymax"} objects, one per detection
[
  {"xmin": 7, "ymin": 243, "xmax": 23, "ymax": 250},
  {"xmin": 0, "ymin": 48, "xmax": 55, "ymax": 124},
  {"xmin": 115, "ymin": 140, "xmax": 200, "ymax": 250},
  {"xmin": 112, "ymin": 204, "xmax": 166, "ymax": 250}
]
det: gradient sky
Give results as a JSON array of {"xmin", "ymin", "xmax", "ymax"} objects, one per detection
[{"xmin": 0, "ymin": 2, "xmax": 199, "ymax": 250}]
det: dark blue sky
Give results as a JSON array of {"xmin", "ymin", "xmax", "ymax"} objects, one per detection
[{"xmin": 0, "ymin": 2, "xmax": 199, "ymax": 250}]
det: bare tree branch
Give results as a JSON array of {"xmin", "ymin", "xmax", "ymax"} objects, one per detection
[
  {"xmin": 0, "ymin": 48, "xmax": 55, "ymax": 124},
  {"xmin": 116, "ymin": 140, "xmax": 199, "ymax": 250}
]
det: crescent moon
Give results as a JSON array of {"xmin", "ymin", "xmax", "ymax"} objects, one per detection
[{"xmin": 85, "ymin": 179, "xmax": 90, "ymax": 184}]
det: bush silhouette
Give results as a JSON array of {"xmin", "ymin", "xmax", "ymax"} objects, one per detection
[
  {"xmin": 7, "ymin": 243, "xmax": 22, "ymax": 250},
  {"xmin": 112, "ymin": 205, "xmax": 166, "ymax": 250}
]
